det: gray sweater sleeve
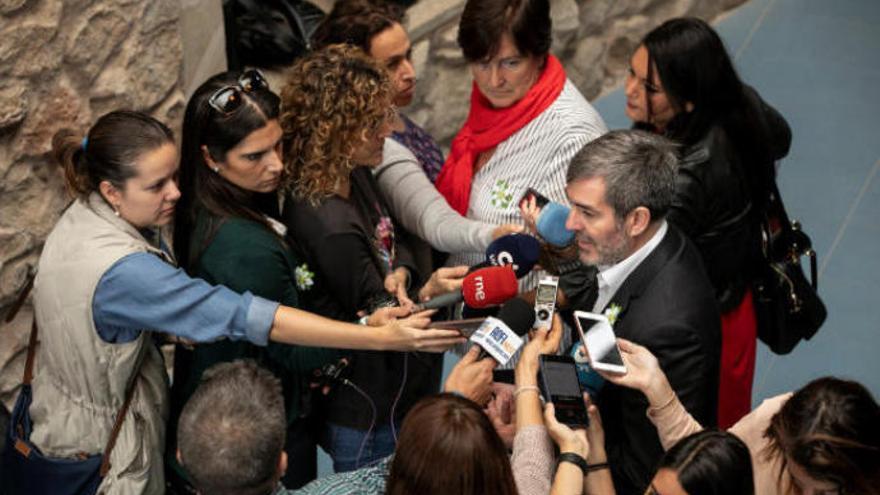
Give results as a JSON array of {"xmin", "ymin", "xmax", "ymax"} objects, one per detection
[{"xmin": 374, "ymin": 138, "xmax": 495, "ymax": 254}]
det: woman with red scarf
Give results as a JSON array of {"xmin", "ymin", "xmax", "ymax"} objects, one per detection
[{"xmin": 437, "ymin": 0, "xmax": 607, "ymax": 289}]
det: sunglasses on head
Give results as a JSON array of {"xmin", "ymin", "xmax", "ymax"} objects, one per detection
[{"xmin": 208, "ymin": 69, "xmax": 270, "ymax": 114}]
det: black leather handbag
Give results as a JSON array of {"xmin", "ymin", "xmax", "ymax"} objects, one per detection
[{"xmin": 752, "ymin": 183, "xmax": 827, "ymax": 355}]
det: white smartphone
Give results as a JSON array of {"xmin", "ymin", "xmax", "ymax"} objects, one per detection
[{"xmin": 573, "ymin": 310, "xmax": 627, "ymax": 375}]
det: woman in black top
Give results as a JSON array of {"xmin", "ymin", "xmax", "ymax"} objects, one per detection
[
  {"xmin": 280, "ymin": 44, "xmax": 467, "ymax": 472},
  {"xmin": 623, "ymin": 18, "xmax": 792, "ymax": 428}
]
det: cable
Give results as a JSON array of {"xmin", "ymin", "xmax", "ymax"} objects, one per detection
[
  {"xmin": 339, "ymin": 378, "xmax": 377, "ymax": 470},
  {"xmin": 389, "ymin": 352, "xmax": 409, "ymax": 443}
]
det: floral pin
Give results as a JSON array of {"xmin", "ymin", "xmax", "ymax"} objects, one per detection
[
  {"xmin": 295, "ymin": 263, "xmax": 315, "ymax": 291},
  {"xmin": 604, "ymin": 303, "xmax": 622, "ymax": 326},
  {"xmin": 490, "ymin": 179, "xmax": 514, "ymax": 210}
]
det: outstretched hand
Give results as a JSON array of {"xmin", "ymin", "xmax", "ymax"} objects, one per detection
[
  {"xmin": 597, "ymin": 338, "xmax": 674, "ymax": 407},
  {"xmin": 444, "ymin": 346, "xmax": 496, "ymax": 405},
  {"xmin": 418, "ymin": 265, "xmax": 469, "ymax": 302},
  {"xmin": 519, "ymin": 195, "xmax": 542, "ymax": 234},
  {"xmin": 543, "ymin": 403, "xmax": 589, "ymax": 458}
]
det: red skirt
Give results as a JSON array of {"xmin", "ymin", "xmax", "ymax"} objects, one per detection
[{"xmin": 718, "ymin": 288, "xmax": 757, "ymax": 429}]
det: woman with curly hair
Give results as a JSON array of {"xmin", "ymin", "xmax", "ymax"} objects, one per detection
[{"xmin": 280, "ymin": 44, "xmax": 468, "ymax": 472}]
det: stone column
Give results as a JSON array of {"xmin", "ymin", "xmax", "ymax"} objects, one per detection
[{"xmin": 0, "ymin": 0, "xmax": 186, "ymax": 409}]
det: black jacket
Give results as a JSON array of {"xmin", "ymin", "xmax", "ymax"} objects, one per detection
[
  {"xmin": 668, "ymin": 88, "xmax": 791, "ymax": 311},
  {"xmin": 593, "ymin": 225, "xmax": 721, "ymax": 494},
  {"xmin": 283, "ymin": 167, "xmax": 440, "ymax": 429}
]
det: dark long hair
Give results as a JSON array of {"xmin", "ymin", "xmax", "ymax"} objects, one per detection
[
  {"xmin": 657, "ymin": 429, "xmax": 754, "ymax": 495},
  {"xmin": 173, "ymin": 71, "xmax": 282, "ymax": 270},
  {"xmin": 386, "ymin": 394, "xmax": 518, "ymax": 495},
  {"xmin": 764, "ymin": 377, "xmax": 880, "ymax": 494},
  {"xmin": 640, "ymin": 17, "xmax": 777, "ymax": 210},
  {"xmin": 52, "ymin": 110, "xmax": 173, "ymax": 201}
]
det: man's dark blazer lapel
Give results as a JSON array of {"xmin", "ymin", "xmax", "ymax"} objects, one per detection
[{"xmin": 600, "ymin": 225, "xmax": 685, "ymax": 323}]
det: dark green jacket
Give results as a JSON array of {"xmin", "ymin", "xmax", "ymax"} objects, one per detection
[{"xmin": 167, "ymin": 214, "xmax": 340, "ymax": 459}]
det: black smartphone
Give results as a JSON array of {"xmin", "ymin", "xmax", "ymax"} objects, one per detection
[
  {"xmin": 427, "ymin": 318, "xmax": 485, "ymax": 337},
  {"xmin": 538, "ymin": 354, "xmax": 590, "ymax": 427},
  {"xmin": 519, "ymin": 187, "xmax": 551, "ymax": 209}
]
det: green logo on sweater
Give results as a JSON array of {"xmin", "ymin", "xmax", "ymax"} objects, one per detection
[{"xmin": 490, "ymin": 179, "xmax": 514, "ymax": 210}]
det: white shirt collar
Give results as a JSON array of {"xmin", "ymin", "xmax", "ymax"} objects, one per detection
[{"xmin": 592, "ymin": 220, "xmax": 668, "ymax": 312}]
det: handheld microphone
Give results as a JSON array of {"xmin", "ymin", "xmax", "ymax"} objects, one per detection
[
  {"xmin": 536, "ymin": 202, "xmax": 575, "ymax": 247},
  {"xmin": 470, "ymin": 298, "xmax": 536, "ymax": 365},
  {"xmin": 414, "ymin": 265, "xmax": 518, "ymax": 311},
  {"xmin": 485, "ymin": 233, "xmax": 541, "ymax": 278}
]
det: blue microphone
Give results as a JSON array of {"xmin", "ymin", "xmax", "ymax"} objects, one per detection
[
  {"xmin": 485, "ymin": 234, "xmax": 540, "ymax": 279},
  {"xmin": 536, "ymin": 202, "xmax": 575, "ymax": 247}
]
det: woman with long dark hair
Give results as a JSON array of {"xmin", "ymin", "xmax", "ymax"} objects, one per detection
[
  {"xmin": 167, "ymin": 70, "xmax": 341, "ymax": 490},
  {"xmin": 623, "ymin": 17, "xmax": 792, "ymax": 427}
]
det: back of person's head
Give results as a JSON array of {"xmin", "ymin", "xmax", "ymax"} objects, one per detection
[
  {"xmin": 386, "ymin": 393, "xmax": 517, "ymax": 495},
  {"xmin": 312, "ymin": 0, "xmax": 404, "ymax": 52},
  {"xmin": 655, "ymin": 429, "xmax": 754, "ymax": 495},
  {"xmin": 640, "ymin": 17, "xmax": 743, "ymax": 145},
  {"xmin": 280, "ymin": 44, "xmax": 392, "ymax": 204},
  {"xmin": 177, "ymin": 360, "xmax": 286, "ymax": 495},
  {"xmin": 174, "ymin": 70, "xmax": 281, "ymax": 268},
  {"xmin": 458, "ymin": 0, "xmax": 551, "ymax": 62},
  {"xmin": 566, "ymin": 129, "xmax": 677, "ymax": 222},
  {"xmin": 52, "ymin": 110, "xmax": 173, "ymax": 200},
  {"xmin": 765, "ymin": 377, "xmax": 880, "ymax": 494}
]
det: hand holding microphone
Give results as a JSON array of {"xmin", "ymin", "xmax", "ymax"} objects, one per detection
[
  {"xmin": 469, "ymin": 298, "xmax": 536, "ymax": 366},
  {"xmin": 414, "ymin": 265, "xmax": 518, "ymax": 312},
  {"xmin": 417, "ymin": 265, "xmax": 470, "ymax": 303}
]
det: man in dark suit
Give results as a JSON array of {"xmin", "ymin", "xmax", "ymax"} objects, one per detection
[{"xmin": 562, "ymin": 130, "xmax": 721, "ymax": 494}]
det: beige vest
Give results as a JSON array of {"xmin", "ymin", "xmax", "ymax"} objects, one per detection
[{"xmin": 30, "ymin": 193, "xmax": 170, "ymax": 495}]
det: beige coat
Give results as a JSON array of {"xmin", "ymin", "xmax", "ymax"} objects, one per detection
[{"xmin": 30, "ymin": 194, "xmax": 170, "ymax": 495}]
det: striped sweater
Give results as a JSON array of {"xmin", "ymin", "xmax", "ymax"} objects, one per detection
[{"xmin": 447, "ymin": 79, "xmax": 608, "ymax": 292}]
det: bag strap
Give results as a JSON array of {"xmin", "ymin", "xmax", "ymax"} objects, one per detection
[
  {"xmin": 99, "ymin": 342, "xmax": 148, "ymax": 476},
  {"xmin": 4, "ymin": 265, "xmax": 148, "ymax": 476}
]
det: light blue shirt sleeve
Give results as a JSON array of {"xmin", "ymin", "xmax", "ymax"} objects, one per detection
[{"xmin": 92, "ymin": 252, "xmax": 278, "ymax": 345}]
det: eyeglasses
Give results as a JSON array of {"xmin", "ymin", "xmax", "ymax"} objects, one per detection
[
  {"xmin": 627, "ymin": 67, "xmax": 662, "ymax": 94},
  {"xmin": 208, "ymin": 69, "xmax": 270, "ymax": 114}
]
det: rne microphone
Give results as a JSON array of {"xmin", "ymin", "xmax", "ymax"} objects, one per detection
[
  {"xmin": 485, "ymin": 233, "xmax": 540, "ymax": 278},
  {"xmin": 413, "ymin": 265, "xmax": 518, "ymax": 311},
  {"xmin": 470, "ymin": 298, "xmax": 535, "ymax": 365},
  {"xmin": 536, "ymin": 202, "xmax": 575, "ymax": 247}
]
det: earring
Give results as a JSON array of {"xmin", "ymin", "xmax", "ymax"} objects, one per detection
[
  {"xmin": 212, "ymin": 166, "xmax": 220, "ymax": 173},
  {"xmin": 114, "ymin": 208, "xmax": 120, "ymax": 217}
]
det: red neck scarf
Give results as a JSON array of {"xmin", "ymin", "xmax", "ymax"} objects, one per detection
[{"xmin": 436, "ymin": 55, "xmax": 566, "ymax": 215}]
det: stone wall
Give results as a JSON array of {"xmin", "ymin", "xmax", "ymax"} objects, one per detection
[
  {"xmin": 404, "ymin": 0, "xmax": 747, "ymax": 146},
  {"xmin": 0, "ymin": 0, "xmax": 186, "ymax": 407}
]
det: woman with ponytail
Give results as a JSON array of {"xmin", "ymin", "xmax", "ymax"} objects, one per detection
[{"xmin": 21, "ymin": 111, "xmax": 463, "ymax": 495}]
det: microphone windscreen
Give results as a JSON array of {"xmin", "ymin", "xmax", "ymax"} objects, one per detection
[
  {"xmin": 461, "ymin": 266, "xmax": 518, "ymax": 308},
  {"xmin": 537, "ymin": 202, "xmax": 575, "ymax": 247},
  {"xmin": 485, "ymin": 234, "xmax": 541, "ymax": 278},
  {"xmin": 496, "ymin": 298, "xmax": 536, "ymax": 337}
]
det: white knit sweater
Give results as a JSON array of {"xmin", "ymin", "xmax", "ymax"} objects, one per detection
[{"xmin": 448, "ymin": 79, "xmax": 608, "ymax": 291}]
